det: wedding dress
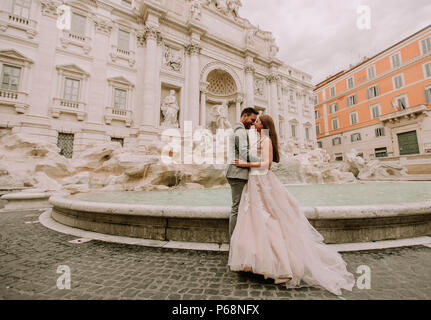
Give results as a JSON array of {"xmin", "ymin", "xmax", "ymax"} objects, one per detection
[{"xmin": 228, "ymin": 136, "xmax": 355, "ymax": 296}]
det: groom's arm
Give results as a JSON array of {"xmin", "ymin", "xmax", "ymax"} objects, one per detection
[{"xmin": 236, "ymin": 129, "xmax": 261, "ymax": 164}]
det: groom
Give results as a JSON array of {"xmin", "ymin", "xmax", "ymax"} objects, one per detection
[{"xmin": 226, "ymin": 108, "xmax": 260, "ymax": 240}]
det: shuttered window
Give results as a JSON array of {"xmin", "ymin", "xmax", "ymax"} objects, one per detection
[
  {"xmin": 421, "ymin": 37, "xmax": 431, "ymax": 55},
  {"xmin": 425, "ymin": 87, "xmax": 431, "ymax": 105},
  {"xmin": 391, "ymin": 53, "xmax": 401, "ymax": 69},
  {"xmin": 367, "ymin": 85, "xmax": 380, "ymax": 99},
  {"xmin": 1, "ymin": 65, "xmax": 21, "ymax": 91},
  {"xmin": 367, "ymin": 66, "xmax": 376, "ymax": 79},
  {"xmin": 393, "ymin": 75, "xmax": 404, "ymax": 89},
  {"xmin": 71, "ymin": 12, "xmax": 86, "ymax": 36},
  {"xmin": 12, "ymin": 0, "xmax": 31, "ymax": 18},
  {"xmin": 118, "ymin": 29, "xmax": 130, "ymax": 50},
  {"xmin": 64, "ymin": 78, "xmax": 80, "ymax": 101}
]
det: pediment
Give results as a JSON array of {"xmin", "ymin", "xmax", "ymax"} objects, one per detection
[
  {"xmin": 56, "ymin": 64, "xmax": 89, "ymax": 76},
  {"xmin": 107, "ymin": 76, "xmax": 134, "ymax": 87},
  {"xmin": 0, "ymin": 49, "xmax": 34, "ymax": 64}
]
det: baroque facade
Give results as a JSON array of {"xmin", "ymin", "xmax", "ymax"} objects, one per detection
[{"xmin": 0, "ymin": 0, "xmax": 315, "ymax": 157}]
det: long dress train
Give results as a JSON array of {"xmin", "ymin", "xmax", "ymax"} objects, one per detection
[{"xmin": 228, "ymin": 162, "xmax": 355, "ymax": 296}]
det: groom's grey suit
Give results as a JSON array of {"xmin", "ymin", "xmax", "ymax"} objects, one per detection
[{"xmin": 226, "ymin": 122, "xmax": 261, "ymax": 240}]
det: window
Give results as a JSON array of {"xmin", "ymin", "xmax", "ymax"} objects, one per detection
[
  {"xmin": 367, "ymin": 66, "xmax": 376, "ymax": 79},
  {"xmin": 375, "ymin": 147, "xmax": 388, "ymax": 158},
  {"xmin": 347, "ymin": 77, "xmax": 354, "ymax": 89},
  {"xmin": 305, "ymin": 127, "xmax": 310, "ymax": 140},
  {"xmin": 332, "ymin": 118, "xmax": 339, "ymax": 130},
  {"xmin": 351, "ymin": 133, "xmax": 361, "ymax": 142},
  {"xmin": 329, "ymin": 102, "xmax": 338, "ymax": 114},
  {"xmin": 291, "ymin": 124, "xmax": 296, "ymax": 138},
  {"xmin": 315, "ymin": 109, "xmax": 320, "ymax": 119},
  {"xmin": 64, "ymin": 78, "xmax": 80, "ymax": 101},
  {"xmin": 335, "ymin": 153, "xmax": 343, "ymax": 161},
  {"xmin": 424, "ymin": 62, "xmax": 431, "ymax": 78},
  {"xmin": 350, "ymin": 112, "xmax": 358, "ymax": 125},
  {"xmin": 393, "ymin": 74, "xmax": 404, "ymax": 89},
  {"xmin": 121, "ymin": 0, "xmax": 132, "ymax": 6},
  {"xmin": 421, "ymin": 37, "xmax": 431, "ymax": 55},
  {"xmin": 425, "ymin": 87, "xmax": 431, "ymax": 105},
  {"xmin": 367, "ymin": 85, "xmax": 380, "ymax": 99},
  {"xmin": 113, "ymin": 88, "xmax": 127, "ymax": 109},
  {"xmin": 332, "ymin": 137, "xmax": 342, "ymax": 146},
  {"xmin": 12, "ymin": 0, "xmax": 31, "ymax": 18},
  {"xmin": 118, "ymin": 29, "xmax": 130, "ymax": 51},
  {"xmin": 111, "ymin": 137, "xmax": 124, "ymax": 147},
  {"xmin": 396, "ymin": 96, "xmax": 408, "ymax": 110},
  {"xmin": 376, "ymin": 128, "xmax": 385, "ymax": 137},
  {"xmin": 317, "ymin": 141, "xmax": 323, "ymax": 148},
  {"xmin": 57, "ymin": 133, "xmax": 74, "ymax": 159},
  {"xmin": 1, "ymin": 65, "xmax": 21, "ymax": 91},
  {"xmin": 330, "ymin": 86, "xmax": 336, "ymax": 97},
  {"xmin": 71, "ymin": 12, "xmax": 86, "ymax": 36},
  {"xmin": 314, "ymin": 96, "xmax": 318, "ymax": 105},
  {"xmin": 316, "ymin": 123, "xmax": 321, "ymax": 135},
  {"xmin": 347, "ymin": 94, "xmax": 357, "ymax": 107},
  {"xmin": 391, "ymin": 53, "xmax": 401, "ymax": 69},
  {"xmin": 371, "ymin": 104, "xmax": 381, "ymax": 119}
]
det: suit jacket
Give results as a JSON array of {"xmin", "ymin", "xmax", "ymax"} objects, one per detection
[{"xmin": 225, "ymin": 122, "xmax": 261, "ymax": 181}]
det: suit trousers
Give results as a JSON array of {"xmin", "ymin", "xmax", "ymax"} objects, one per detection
[{"xmin": 227, "ymin": 178, "xmax": 248, "ymax": 241}]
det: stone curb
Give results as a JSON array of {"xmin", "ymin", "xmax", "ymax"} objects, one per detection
[{"xmin": 39, "ymin": 209, "xmax": 431, "ymax": 253}]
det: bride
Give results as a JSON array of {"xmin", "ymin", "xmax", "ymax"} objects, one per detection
[{"xmin": 228, "ymin": 114, "xmax": 355, "ymax": 296}]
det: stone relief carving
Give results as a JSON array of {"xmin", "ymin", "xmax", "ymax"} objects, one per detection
[
  {"xmin": 161, "ymin": 90, "xmax": 180, "ymax": 128},
  {"xmin": 254, "ymin": 79, "xmax": 264, "ymax": 97},
  {"xmin": 210, "ymin": 100, "xmax": 231, "ymax": 130},
  {"xmin": 40, "ymin": 0, "xmax": 60, "ymax": 18},
  {"xmin": 163, "ymin": 45, "xmax": 183, "ymax": 72},
  {"xmin": 204, "ymin": 0, "xmax": 242, "ymax": 18},
  {"xmin": 189, "ymin": 0, "xmax": 202, "ymax": 21},
  {"xmin": 94, "ymin": 18, "xmax": 113, "ymax": 36}
]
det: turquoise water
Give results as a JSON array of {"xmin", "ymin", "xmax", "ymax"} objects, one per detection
[{"xmin": 69, "ymin": 182, "xmax": 431, "ymax": 207}]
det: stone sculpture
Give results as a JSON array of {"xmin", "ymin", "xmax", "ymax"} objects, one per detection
[{"xmin": 161, "ymin": 90, "xmax": 180, "ymax": 128}]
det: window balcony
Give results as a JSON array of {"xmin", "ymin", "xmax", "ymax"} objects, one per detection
[
  {"xmin": 0, "ymin": 88, "xmax": 29, "ymax": 113},
  {"xmin": 60, "ymin": 30, "xmax": 92, "ymax": 54},
  {"xmin": 380, "ymin": 104, "xmax": 427, "ymax": 123},
  {"xmin": 51, "ymin": 98, "xmax": 87, "ymax": 121},
  {"xmin": 0, "ymin": 11, "xmax": 38, "ymax": 39},
  {"xmin": 110, "ymin": 45, "xmax": 135, "ymax": 67},
  {"xmin": 303, "ymin": 108, "xmax": 312, "ymax": 117},
  {"xmin": 104, "ymin": 107, "xmax": 133, "ymax": 127}
]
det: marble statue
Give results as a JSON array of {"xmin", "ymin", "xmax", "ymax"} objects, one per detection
[
  {"xmin": 164, "ymin": 46, "xmax": 182, "ymax": 72},
  {"xmin": 212, "ymin": 101, "xmax": 232, "ymax": 130},
  {"xmin": 190, "ymin": 0, "xmax": 202, "ymax": 21},
  {"xmin": 161, "ymin": 90, "xmax": 180, "ymax": 128}
]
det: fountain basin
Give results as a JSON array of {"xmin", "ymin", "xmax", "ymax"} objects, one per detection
[{"xmin": 49, "ymin": 182, "xmax": 431, "ymax": 244}]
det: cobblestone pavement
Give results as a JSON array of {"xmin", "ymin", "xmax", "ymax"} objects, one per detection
[{"xmin": 0, "ymin": 209, "xmax": 430, "ymax": 300}]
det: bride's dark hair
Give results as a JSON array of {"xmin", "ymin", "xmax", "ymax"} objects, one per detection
[{"xmin": 258, "ymin": 114, "xmax": 280, "ymax": 163}]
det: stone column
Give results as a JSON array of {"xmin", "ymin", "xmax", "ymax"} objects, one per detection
[
  {"xmin": 186, "ymin": 43, "xmax": 201, "ymax": 127},
  {"xmin": 141, "ymin": 26, "xmax": 161, "ymax": 127},
  {"xmin": 244, "ymin": 64, "xmax": 255, "ymax": 109},
  {"xmin": 236, "ymin": 95, "xmax": 243, "ymax": 122},
  {"xmin": 199, "ymin": 82, "xmax": 208, "ymax": 128},
  {"xmin": 267, "ymin": 74, "xmax": 280, "ymax": 134}
]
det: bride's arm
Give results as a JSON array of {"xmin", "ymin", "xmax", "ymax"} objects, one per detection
[{"xmin": 234, "ymin": 138, "xmax": 272, "ymax": 169}]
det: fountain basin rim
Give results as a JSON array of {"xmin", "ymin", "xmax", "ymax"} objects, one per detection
[{"xmin": 49, "ymin": 195, "xmax": 431, "ymax": 220}]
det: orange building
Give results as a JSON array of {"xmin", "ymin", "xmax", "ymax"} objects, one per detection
[{"xmin": 314, "ymin": 25, "xmax": 431, "ymax": 161}]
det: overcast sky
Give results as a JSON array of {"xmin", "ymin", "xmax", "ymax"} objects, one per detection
[{"xmin": 240, "ymin": 0, "xmax": 431, "ymax": 85}]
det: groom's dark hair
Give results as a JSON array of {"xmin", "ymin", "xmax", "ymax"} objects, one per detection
[{"xmin": 241, "ymin": 108, "xmax": 259, "ymax": 117}]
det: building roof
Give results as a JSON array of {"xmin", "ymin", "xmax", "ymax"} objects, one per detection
[{"xmin": 314, "ymin": 24, "xmax": 431, "ymax": 90}]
